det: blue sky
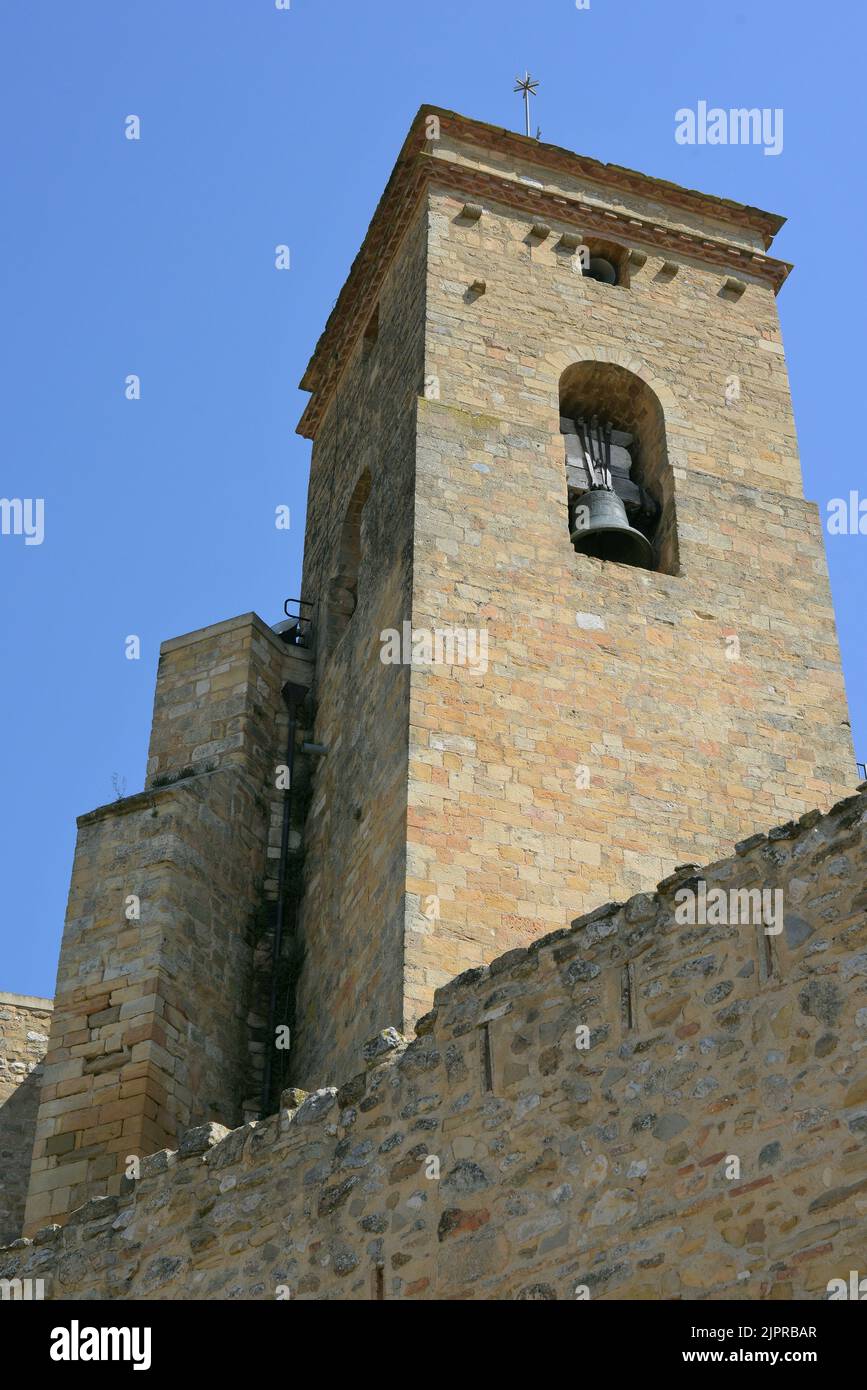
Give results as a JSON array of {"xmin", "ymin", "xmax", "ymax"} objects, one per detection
[{"xmin": 1, "ymin": 0, "xmax": 864, "ymax": 997}]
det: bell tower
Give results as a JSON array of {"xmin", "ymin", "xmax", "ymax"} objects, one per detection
[
  {"xmin": 289, "ymin": 106, "xmax": 855, "ymax": 1087},
  {"xmin": 13, "ymin": 106, "xmax": 860, "ymax": 1245}
]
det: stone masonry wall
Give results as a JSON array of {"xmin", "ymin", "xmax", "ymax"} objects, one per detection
[
  {"xmin": 22, "ymin": 614, "xmax": 310, "ymax": 1234},
  {"xmin": 292, "ymin": 202, "xmax": 429, "ymax": 1089},
  {"xmin": 144, "ymin": 612, "xmax": 311, "ymax": 793},
  {"xmin": 4, "ymin": 788, "xmax": 865, "ymax": 1300},
  {"xmin": 400, "ymin": 154, "xmax": 855, "ymax": 1030},
  {"xmin": 0, "ymin": 994, "xmax": 52, "ymax": 1245}
]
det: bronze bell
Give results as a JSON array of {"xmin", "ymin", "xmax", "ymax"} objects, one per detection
[
  {"xmin": 570, "ymin": 487, "xmax": 654, "ymax": 568},
  {"xmin": 584, "ymin": 255, "xmax": 618, "ymax": 285}
]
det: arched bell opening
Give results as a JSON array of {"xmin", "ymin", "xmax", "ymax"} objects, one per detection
[
  {"xmin": 558, "ymin": 362, "xmax": 679, "ymax": 575},
  {"xmin": 324, "ymin": 468, "xmax": 372, "ymax": 653}
]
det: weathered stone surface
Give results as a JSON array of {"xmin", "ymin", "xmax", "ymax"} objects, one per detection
[
  {"xmin": 279, "ymin": 1088, "xmax": 309, "ymax": 1111},
  {"xmin": 293, "ymin": 1089, "xmax": 338, "ymax": 1126},
  {"xmin": 1, "ymin": 791, "xmax": 865, "ymax": 1300},
  {"xmin": 0, "ymin": 993, "xmax": 52, "ymax": 1243},
  {"xmin": 140, "ymin": 1149, "xmax": 177, "ymax": 1179},
  {"xmin": 362, "ymin": 1029, "xmax": 407, "ymax": 1066},
  {"xmin": 178, "ymin": 1124, "xmax": 230, "ymax": 1158}
]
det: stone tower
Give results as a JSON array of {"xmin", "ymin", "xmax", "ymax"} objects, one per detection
[
  {"xmin": 16, "ymin": 106, "xmax": 855, "ymax": 1236},
  {"xmin": 290, "ymin": 106, "xmax": 854, "ymax": 1086}
]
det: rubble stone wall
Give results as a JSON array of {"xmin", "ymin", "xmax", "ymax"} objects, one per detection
[{"xmin": 4, "ymin": 790, "xmax": 864, "ymax": 1300}]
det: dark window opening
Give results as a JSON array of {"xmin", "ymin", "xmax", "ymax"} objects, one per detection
[
  {"xmin": 363, "ymin": 304, "xmax": 379, "ymax": 350},
  {"xmin": 559, "ymin": 362, "xmax": 679, "ymax": 575},
  {"xmin": 325, "ymin": 469, "xmax": 372, "ymax": 650},
  {"xmin": 580, "ymin": 238, "xmax": 629, "ymax": 288}
]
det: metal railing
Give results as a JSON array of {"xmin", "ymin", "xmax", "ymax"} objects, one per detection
[{"xmin": 280, "ymin": 597, "xmax": 314, "ymax": 648}]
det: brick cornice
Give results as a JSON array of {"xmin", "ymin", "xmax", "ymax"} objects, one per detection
[
  {"xmin": 426, "ymin": 157, "xmax": 791, "ymax": 289},
  {"xmin": 297, "ymin": 107, "xmax": 791, "ymax": 441},
  {"xmin": 432, "ymin": 109, "xmax": 785, "ymax": 246}
]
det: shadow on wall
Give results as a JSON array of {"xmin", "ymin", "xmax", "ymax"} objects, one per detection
[
  {"xmin": 324, "ymin": 468, "xmax": 372, "ymax": 654},
  {"xmin": 0, "ymin": 1071, "xmax": 42, "ymax": 1245}
]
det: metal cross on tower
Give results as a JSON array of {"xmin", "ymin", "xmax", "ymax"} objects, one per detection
[{"xmin": 513, "ymin": 71, "xmax": 539, "ymax": 138}]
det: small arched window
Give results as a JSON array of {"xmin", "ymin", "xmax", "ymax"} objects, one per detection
[
  {"xmin": 325, "ymin": 469, "xmax": 371, "ymax": 649},
  {"xmin": 580, "ymin": 237, "xmax": 630, "ymax": 288},
  {"xmin": 559, "ymin": 363, "xmax": 678, "ymax": 575}
]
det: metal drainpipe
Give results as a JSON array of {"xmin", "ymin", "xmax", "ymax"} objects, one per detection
[{"xmin": 260, "ymin": 680, "xmax": 309, "ymax": 1118}]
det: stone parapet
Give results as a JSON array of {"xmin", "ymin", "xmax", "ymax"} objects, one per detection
[{"xmin": 5, "ymin": 790, "xmax": 865, "ymax": 1298}]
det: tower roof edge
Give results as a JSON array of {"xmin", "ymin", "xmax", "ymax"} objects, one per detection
[
  {"xmin": 412, "ymin": 105, "xmax": 786, "ymax": 245},
  {"xmin": 296, "ymin": 105, "xmax": 788, "ymax": 440}
]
